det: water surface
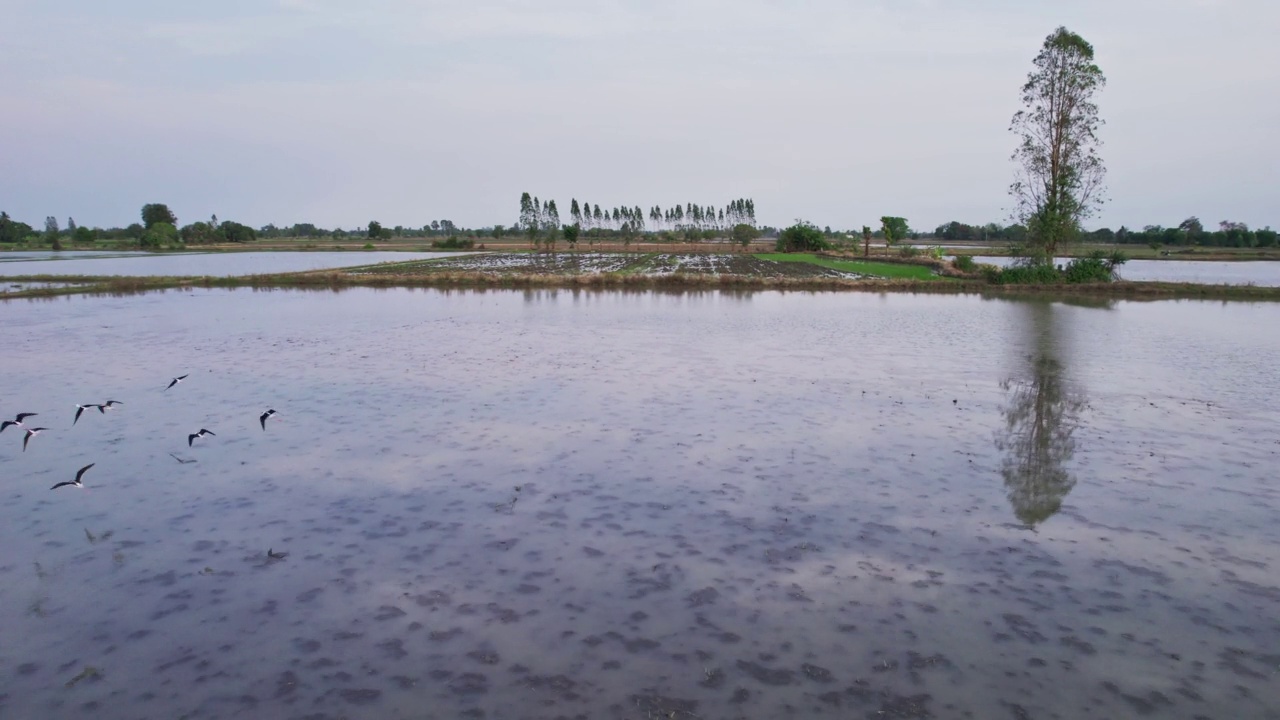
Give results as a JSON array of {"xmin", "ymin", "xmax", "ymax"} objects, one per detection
[
  {"xmin": 2, "ymin": 289, "xmax": 1278, "ymax": 719},
  {"xmin": 0, "ymin": 251, "xmax": 465, "ymax": 278},
  {"xmin": 970, "ymin": 255, "xmax": 1280, "ymax": 286}
]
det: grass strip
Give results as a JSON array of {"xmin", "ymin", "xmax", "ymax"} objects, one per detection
[{"xmin": 756, "ymin": 253, "xmax": 938, "ymax": 280}]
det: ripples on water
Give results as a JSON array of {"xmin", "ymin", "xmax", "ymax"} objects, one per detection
[
  {"xmin": 0, "ymin": 251, "xmax": 466, "ymax": 278},
  {"xmin": 2, "ymin": 288, "xmax": 1278, "ymax": 719}
]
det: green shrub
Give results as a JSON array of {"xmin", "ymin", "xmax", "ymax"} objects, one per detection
[
  {"xmin": 1061, "ymin": 256, "xmax": 1112, "ymax": 283},
  {"xmin": 775, "ymin": 222, "xmax": 829, "ymax": 252},
  {"xmin": 991, "ymin": 261, "xmax": 1062, "ymax": 285},
  {"xmin": 431, "ymin": 236, "xmax": 475, "ymax": 249},
  {"xmin": 898, "ymin": 245, "xmax": 921, "ymax": 258},
  {"xmin": 953, "ymin": 255, "xmax": 977, "ymax": 272}
]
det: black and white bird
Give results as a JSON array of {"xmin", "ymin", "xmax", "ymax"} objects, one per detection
[
  {"xmin": 259, "ymin": 409, "xmax": 277, "ymax": 430},
  {"xmin": 99, "ymin": 400, "xmax": 123, "ymax": 412},
  {"xmin": 23, "ymin": 427, "xmax": 47, "ymax": 452},
  {"xmin": 51, "ymin": 463, "xmax": 95, "ymax": 490},
  {"xmin": 74, "ymin": 404, "xmax": 96, "ymax": 425},
  {"xmin": 1, "ymin": 413, "xmax": 38, "ymax": 433},
  {"xmin": 165, "ymin": 374, "xmax": 189, "ymax": 391},
  {"xmin": 188, "ymin": 428, "xmax": 216, "ymax": 447}
]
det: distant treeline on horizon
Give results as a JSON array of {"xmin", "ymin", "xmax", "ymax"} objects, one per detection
[{"xmin": 1, "ymin": 207, "xmax": 1275, "ymax": 249}]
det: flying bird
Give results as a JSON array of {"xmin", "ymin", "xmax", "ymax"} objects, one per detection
[
  {"xmin": 267, "ymin": 548, "xmax": 288, "ymax": 560},
  {"xmin": 169, "ymin": 453, "xmax": 197, "ymax": 464},
  {"xmin": 99, "ymin": 400, "xmax": 123, "ymax": 412},
  {"xmin": 259, "ymin": 409, "xmax": 276, "ymax": 430},
  {"xmin": 51, "ymin": 463, "xmax": 95, "ymax": 490},
  {"xmin": 23, "ymin": 427, "xmax": 48, "ymax": 451},
  {"xmin": 188, "ymin": 428, "xmax": 216, "ymax": 447},
  {"xmin": 74, "ymin": 404, "xmax": 96, "ymax": 425},
  {"xmin": 165, "ymin": 374, "xmax": 189, "ymax": 391},
  {"xmin": 1, "ymin": 413, "xmax": 37, "ymax": 433}
]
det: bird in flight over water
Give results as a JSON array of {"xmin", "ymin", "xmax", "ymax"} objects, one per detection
[
  {"xmin": 188, "ymin": 428, "xmax": 216, "ymax": 447},
  {"xmin": 23, "ymin": 427, "xmax": 48, "ymax": 452},
  {"xmin": 73, "ymin": 404, "xmax": 96, "ymax": 425},
  {"xmin": 52, "ymin": 463, "xmax": 95, "ymax": 490},
  {"xmin": 1, "ymin": 413, "xmax": 38, "ymax": 433},
  {"xmin": 260, "ymin": 409, "xmax": 277, "ymax": 430},
  {"xmin": 165, "ymin": 374, "xmax": 189, "ymax": 391}
]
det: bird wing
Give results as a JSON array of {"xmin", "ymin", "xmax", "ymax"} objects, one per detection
[
  {"xmin": 260, "ymin": 413, "xmax": 268, "ymax": 429},
  {"xmin": 74, "ymin": 406, "xmax": 85, "ymax": 424},
  {"xmin": 203, "ymin": 429, "xmax": 216, "ymax": 436},
  {"xmin": 0, "ymin": 421, "xmax": 13, "ymax": 433},
  {"xmin": 75, "ymin": 463, "xmax": 95, "ymax": 482},
  {"xmin": 50, "ymin": 481, "xmax": 75, "ymax": 490},
  {"xmin": 94, "ymin": 404, "xmax": 106, "ymax": 413},
  {"xmin": 165, "ymin": 379, "xmax": 177, "ymax": 390},
  {"xmin": 23, "ymin": 432, "xmax": 31, "ymax": 451},
  {"xmin": 16, "ymin": 413, "xmax": 36, "ymax": 421},
  {"xmin": 188, "ymin": 433, "xmax": 197, "ymax": 446}
]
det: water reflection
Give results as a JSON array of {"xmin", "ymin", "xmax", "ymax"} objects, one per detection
[{"xmin": 995, "ymin": 301, "xmax": 1087, "ymax": 526}]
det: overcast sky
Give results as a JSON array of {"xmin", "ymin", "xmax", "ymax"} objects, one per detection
[{"xmin": 2, "ymin": 0, "xmax": 1277, "ymax": 232}]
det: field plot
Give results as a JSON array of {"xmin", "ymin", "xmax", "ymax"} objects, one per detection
[{"xmin": 350, "ymin": 252, "xmax": 882, "ymax": 279}]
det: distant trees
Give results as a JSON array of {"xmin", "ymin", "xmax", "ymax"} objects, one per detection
[
  {"xmin": 1009, "ymin": 27, "xmax": 1107, "ymax": 261},
  {"xmin": 879, "ymin": 216, "xmax": 909, "ymax": 247},
  {"xmin": 731, "ymin": 223, "xmax": 759, "ymax": 250},
  {"xmin": 933, "ymin": 221, "xmax": 1026, "ymax": 243},
  {"xmin": 1100, "ymin": 220, "xmax": 1277, "ymax": 249},
  {"xmin": 141, "ymin": 203, "xmax": 177, "ymax": 229},
  {"xmin": 775, "ymin": 221, "xmax": 828, "ymax": 253},
  {"xmin": 518, "ymin": 194, "xmax": 756, "ymax": 244},
  {"xmin": 563, "ymin": 223, "xmax": 580, "ymax": 251},
  {"xmin": 367, "ymin": 221, "xmax": 383, "ymax": 239},
  {"xmin": 219, "ymin": 221, "xmax": 256, "ymax": 243},
  {"xmin": 0, "ymin": 213, "xmax": 33, "ymax": 243},
  {"xmin": 140, "ymin": 222, "xmax": 178, "ymax": 249}
]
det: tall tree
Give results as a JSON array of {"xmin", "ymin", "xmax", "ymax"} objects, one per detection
[
  {"xmin": 1010, "ymin": 27, "xmax": 1107, "ymax": 261},
  {"xmin": 880, "ymin": 216, "xmax": 909, "ymax": 246},
  {"xmin": 545, "ymin": 200, "xmax": 560, "ymax": 251},
  {"xmin": 570, "ymin": 199, "xmax": 582, "ymax": 227},
  {"xmin": 141, "ymin": 203, "xmax": 177, "ymax": 229}
]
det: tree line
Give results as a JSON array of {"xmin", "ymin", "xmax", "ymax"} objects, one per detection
[
  {"xmin": 934, "ymin": 217, "xmax": 1277, "ymax": 248},
  {"xmin": 0, "ymin": 204, "xmax": 256, "ymax": 249},
  {"xmin": 517, "ymin": 193, "xmax": 758, "ymax": 244}
]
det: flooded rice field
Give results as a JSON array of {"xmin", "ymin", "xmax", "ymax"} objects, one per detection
[
  {"xmin": 2, "ymin": 288, "xmax": 1278, "ymax": 719},
  {"xmin": 0, "ymin": 251, "xmax": 466, "ymax": 278},
  {"xmin": 970, "ymin": 256, "xmax": 1280, "ymax": 286},
  {"xmin": 359, "ymin": 253, "xmax": 870, "ymax": 278}
]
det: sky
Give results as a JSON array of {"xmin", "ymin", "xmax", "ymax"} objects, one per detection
[{"xmin": 2, "ymin": 0, "xmax": 1277, "ymax": 233}]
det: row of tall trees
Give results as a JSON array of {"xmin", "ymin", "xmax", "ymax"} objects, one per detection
[{"xmin": 519, "ymin": 194, "xmax": 757, "ymax": 240}]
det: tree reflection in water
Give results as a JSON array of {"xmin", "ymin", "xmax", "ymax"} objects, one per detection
[{"xmin": 995, "ymin": 301, "xmax": 1089, "ymax": 526}]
